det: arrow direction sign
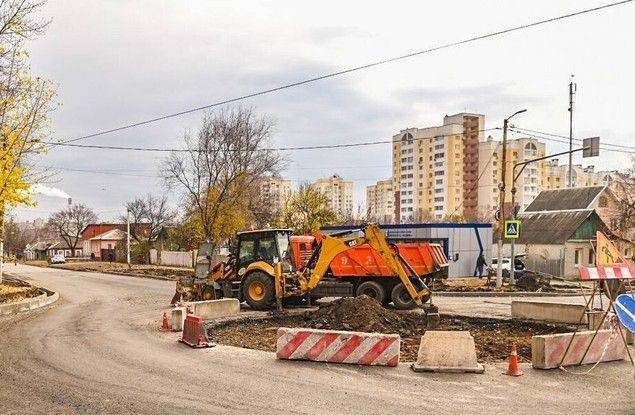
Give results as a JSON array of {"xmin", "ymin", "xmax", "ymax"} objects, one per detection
[{"xmin": 615, "ymin": 294, "xmax": 635, "ymax": 333}]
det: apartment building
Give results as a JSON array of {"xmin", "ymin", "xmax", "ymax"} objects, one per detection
[
  {"xmin": 544, "ymin": 160, "xmax": 603, "ymax": 190},
  {"xmin": 313, "ymin": 174, "xmax": 354, "ymax": 218},
  {"xmin": 366, "ymin": 179, "xmax": 394, "ymax": 222},
  {"xmin": 392, "ymin": 113, "xmax": 485, "ymax": 222},
  {"xmin": 259, "ymin": 177, "xmax": 293, "ymax": 212},
  {"xmin": 477, "ymin": 136, "xmax": 547, "ymax": 213}
]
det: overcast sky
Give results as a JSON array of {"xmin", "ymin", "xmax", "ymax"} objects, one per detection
[{"xmin": 14, "ymin": 0, "xmax": 635, "ymax": 221}]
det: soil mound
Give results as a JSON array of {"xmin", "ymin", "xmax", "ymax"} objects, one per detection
[{"xmin": 305, "ymin": 295, "xmax": 422, "ymax": 334}]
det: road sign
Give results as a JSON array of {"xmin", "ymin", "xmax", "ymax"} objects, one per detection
[
  {"xmin": 615, "ymin": 294, "xmax": 635, "ymax": 333},
  {"xmin": 504, "ymin": 220, "xmax": 520, "ymax": 239},
  {"xmin": 583, "ymin": 136, "xmax": 600, "ymax": 158}
]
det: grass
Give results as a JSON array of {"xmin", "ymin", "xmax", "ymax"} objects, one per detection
[
  {"xmin": 24, "ymin": 260, "xmax": 193, "ymax": 279},
  {"xmin": 0, "ymin": 282, "xmax": 39, "ymax": 304}
]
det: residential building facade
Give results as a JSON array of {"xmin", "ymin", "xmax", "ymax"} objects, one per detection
[
  {"xmin": 259, "ymin": 177, "xmax": 293, "ymax": 212},
  {"xmin": 313, "ymin": 174, "xmax": 354, "ymax": 218},
  {"xmin": 366, "ymin": 179, "xmax": 394, "ymax": 222},
  {"xmin": 392, "ymin": 113, "xmax": 485, "ymax": 222}
]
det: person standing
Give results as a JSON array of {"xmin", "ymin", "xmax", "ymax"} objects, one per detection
[{"xmin": 474, "ymin": 253, "xmax": 487, "ymax": 278}]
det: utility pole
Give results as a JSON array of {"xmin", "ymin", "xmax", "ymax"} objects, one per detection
[
  {"xmin": 126, "ymin": 208, "xmax": 131, "ymax": 269},
  {"xmin": 568, "ymin": 75, "xmax": 576, "ymax": 187},
  {"xmin": 497, "ymin": 109, "xmax": 526, "ymax": 288}
]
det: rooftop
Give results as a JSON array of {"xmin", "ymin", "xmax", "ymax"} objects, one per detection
[{"xmin": 524, "ymin": 186, "xmax": 605, "ymax": 212}]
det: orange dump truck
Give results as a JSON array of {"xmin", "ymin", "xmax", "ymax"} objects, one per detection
[{"xmin": 289, "ymin": 233, "xmax": 448, "ymax": 309}]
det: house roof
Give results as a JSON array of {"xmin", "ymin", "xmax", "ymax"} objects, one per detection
[
  {"xmin": 27, "ymin": 241, "xmax": 52, "ymax": 251},
  {"xmin": 516, "ymin": 210, "xmax": 597, "ymax": 244},
  {"xmin": 524, "ymin": 186, "xmax": 605, "ymax": 212},
  {"xmin": 47, "ymin": 238, "xmax": 80, "ymax": 250},
  {"xmin": 90, "ymin": 228, "xmax": 127, "ymax": 241}
]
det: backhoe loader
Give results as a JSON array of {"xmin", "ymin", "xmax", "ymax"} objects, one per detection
[{"xmin": 179, "ymin": 223, "xmax": 446, "ymax": 327}]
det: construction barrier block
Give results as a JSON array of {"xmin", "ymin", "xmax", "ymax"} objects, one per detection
[
  {"xmin": 179, "ymin": 314, "xmax": 214, "ymax": 348},
  {"xmin": 532, "ymin": 330, "xmax": 626, "ymax": 369},
  {"xmin": 166, "ymin": 307, "xmax": 186, "ymax": 331},
  {"xmin": 588, "ymin": 311, "xmax": 633, "ymax": 345},
  {"xmin": 511, "ymin": 300, "xmax": 587, "ymax": 324},
  {"xmin": 411, "ymin": 331, "xmax": 484, "ymax": 374},
  {"xmin": 276, "ymin": 327, "xmax": 399, "ymax": 367},
  {"xmin": 183, "ymin": 299, "xmax": 240, "ymax": 320}
]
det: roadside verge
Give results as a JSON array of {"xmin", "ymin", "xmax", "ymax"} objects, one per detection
[{"xmin": 0, "ymin": 277, "xmax": 59, "ymax": 316}]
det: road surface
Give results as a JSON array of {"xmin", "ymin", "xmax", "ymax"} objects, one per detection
[{"xmin": 1, "ymin": 264, "xmax": 633, "ymax": 414}]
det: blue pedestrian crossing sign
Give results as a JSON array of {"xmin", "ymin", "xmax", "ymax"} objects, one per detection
[
  {"xmin": 615, "ymin": 294, "xmax": 635, "ymax": 333},
  {"xmin": 504, "ymin": 220, "xmax": 520, "ymax": 239}
]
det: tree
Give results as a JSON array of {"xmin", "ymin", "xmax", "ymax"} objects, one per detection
[
  {"xmin": 122, "ymin": 194, "xmax": 175, "ymax": 243},
  {"xmin": 0, "ymin": 1, "xmax": 54, "ymax": 281},
  {"xmin": 162, "ymin": 107, "xmax": 285, "ymax": 249},
  {"xmin": 609, "ymin": 158, "xmax": 635, "ymax": 234},
  {"xmin": 281, "ymin": 183, "xmax": 337, "ymax": 234},
  {"xmin": 48, "ymin": 204, "xmax": 97, "ymax": 252}
]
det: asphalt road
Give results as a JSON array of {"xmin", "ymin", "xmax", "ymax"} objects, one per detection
[{"xmin": 1, "ymin": 264, "xmax": 633, "ymax": 415}]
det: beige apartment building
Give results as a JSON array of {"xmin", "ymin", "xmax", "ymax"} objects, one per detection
[
  {"xmin": 544, "ymin": 160, "xmax": 604, "ymax": 189},
  {"xmin": 477, "ymin": 136, "xmax": 547, "ymax": 213},
  {"xmin": 366, "ymin": 179, "xmax": 394, "ymax": 222},
  {"xmin": 313, "ymin": 174, "xmax": 354, "ymax": 218},
  {"xmin": 259, "ymin": 177, "xmax": 293, "ymax": 212},
  {"xmin": 392, "ymin": 113, "xmax": 485, "ymax": 222}
]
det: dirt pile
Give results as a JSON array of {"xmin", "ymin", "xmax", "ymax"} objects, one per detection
[
  {"xmin": 305, "ymin": 295, "xmax": 423, "ymax": 334},
  {"xmin": 211, "ymin": 297, "xmax": 573, "ymax": 362}
]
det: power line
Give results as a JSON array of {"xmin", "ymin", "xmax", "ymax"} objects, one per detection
[
  {"xmin": 513, "ymin": 126, "xmax": 635, "ymax": 150},
  {"xmin": 59, "ymin": 0, "xmax": 633, "ymax": 144},
  {"xmin": 44, "ymin": 128, "xmax": 500, "ymax": 153},
  {"xmin": 509, "ymin": 128, "xmax": 635, "ymax": 154}
]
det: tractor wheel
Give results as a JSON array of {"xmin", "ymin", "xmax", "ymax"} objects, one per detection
[
  {"xmin": 355, "ymin": 281, "xmax": 386, "ymax": 304},
  {"xmin": 242, "ymin": 272, "xmax": 275, "ymax": 310}
]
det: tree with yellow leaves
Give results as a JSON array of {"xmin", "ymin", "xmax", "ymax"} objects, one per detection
[{"xmin": 0, "ymin": 1, "xmax": 55, "ymax": 282}]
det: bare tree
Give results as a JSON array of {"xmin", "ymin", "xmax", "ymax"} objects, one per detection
[
  {"xmin": 48, "ymin": 204, "xmax": 97, "ymax": 252},
  {"xmin": 122, "ymin": 194, "xmax": 175, "ymax": 243},
  {"xmin": 162, "ymin": 107, "xmax": 286, "ymax": 247}
]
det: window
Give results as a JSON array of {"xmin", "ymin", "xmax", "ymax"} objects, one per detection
[
  {"xmin": 402, "ymin": 132, "xmax": 413, "ymax": 144},
  {"xmin": 588, "ymin": 249, "xmax": 595, "ymax": 265},
  {"xmin": 574, "ymin": 248, "xmax": 583, "ymax": 265},
  {"xmin": 434, "ymin": 171, "xmax": 444, "ymax": 176}
]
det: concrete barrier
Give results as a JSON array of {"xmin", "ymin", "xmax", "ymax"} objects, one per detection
[
  {"xmin": 184, "ymin": 299, "xmax": 240, "ymax": 320},
  {"xmin": 165, "ymin": 307, "xmax": 186, "ymax": 331},
  {"xmin": 276, "ymin": 327, "xmax": 399, "ymax": 366},
  {"xmin": 588, "ymin": 311, "xmax": 633, "ymax": 345},
  {"xmin": 0, "ymin": 290, "xmax": 59, "ymax": 316},
  {"xmin": 511, "ymin": 300, "xmax": 587, "ymax": 324},
  {"xmin": 411, "ymin": 331, "xmax": 484, "ymax": 373},
  {"xmin": 531, "ymin": 330, "xmax": 626, "ymax": 369}
]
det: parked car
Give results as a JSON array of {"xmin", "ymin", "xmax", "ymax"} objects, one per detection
[
  {"xmin": 49, "ymin": 254, "xmax": 66, "ymax": 264},
  {"xmin": 489, "ymin": 257, "xmax": 525, "ymax": 277}
]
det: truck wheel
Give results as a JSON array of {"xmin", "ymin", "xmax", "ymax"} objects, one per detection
[
  {"xmin": 355, "ymin": 281, "xmax": 386, "ymax": 304},
  {"xmin": 242, "ymin": 272, "xmax": 275, "ymax": 310},
  {"xmin": 201, "ymin": 286, "xmax": 216, "ymax": 301},
  {"xmin": 391, "ymin": 283, "xmax": 430, "ymax": 310}
]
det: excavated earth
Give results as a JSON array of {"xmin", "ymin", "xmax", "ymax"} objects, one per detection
[{"xmin": 209, "ymin": 295, "xmax": 573, "ymax": 362}]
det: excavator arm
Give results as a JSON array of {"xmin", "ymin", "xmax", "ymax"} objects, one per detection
[{"xmin": 290, "ymin": 223, "xmax": 433, "ymax": 308}]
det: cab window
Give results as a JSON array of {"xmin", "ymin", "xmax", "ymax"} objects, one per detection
[
  {"xmin": 257, "ymin": 237, "xmax": 277, "ymax": 261},
  {"xmin": 238, "ymin": 240, "xmax": 255, "ymax": 266}
]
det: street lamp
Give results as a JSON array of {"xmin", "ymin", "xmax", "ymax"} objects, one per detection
[{"xmin": 496, "ymin": 109, "xmax": 527, "ymax": 289}]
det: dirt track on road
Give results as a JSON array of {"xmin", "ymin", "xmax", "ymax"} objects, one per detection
[{"xmin": 1, "ymin": 264, "xmax": 633, "ymax": 415}]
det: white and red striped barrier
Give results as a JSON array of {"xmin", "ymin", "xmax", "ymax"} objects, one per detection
[
  {"xmin": 578, "ymin": 265, "xmax": 634, "ymax": 281},
  {"xmin": 276, "ymin": 327, "xmax": 399, "ymax": 367},
  {"xmin": 531, "ymin": 330, "xmax": 626, "ymax": 369}
]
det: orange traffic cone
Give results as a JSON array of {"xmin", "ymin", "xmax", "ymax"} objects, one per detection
[
  {"xmin": 504, "ymin": 342, "xmax": 523, "ymax": 376},
  {"xmin": 161, "ymin": 312, "xmax": 170, "ymax": 332}
]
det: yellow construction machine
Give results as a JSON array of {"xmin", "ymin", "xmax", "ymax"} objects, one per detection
[{"xmin": 183, "ymin": 223, "xmax": 445, "ymax": 326}]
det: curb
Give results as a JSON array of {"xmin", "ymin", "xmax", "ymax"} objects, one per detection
[
  {"xmin": 434, "ymin": 290, "xmax": 586, "ymax": 297},
  {"xmin": 23, "ymin": 262, "xmax": 178, "ymax": 282},
  {"xmin": 0, "ymin": 288, "xmax": 59, "ymax": 316}
]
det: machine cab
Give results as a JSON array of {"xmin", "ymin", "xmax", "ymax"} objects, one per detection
[{"xmin": 235, "ymin": 229, "xmax": 294, "ymax": 271}]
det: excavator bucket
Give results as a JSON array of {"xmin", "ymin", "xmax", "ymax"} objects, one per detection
[{"xmin": 424, "ymin": 304, "xmax": 440, "ymax": 329}]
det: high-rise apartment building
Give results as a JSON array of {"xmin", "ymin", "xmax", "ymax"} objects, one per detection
[
  {"xmin": 392, "ymin": 113, "xmax": 485, "ymax": 222},
  {"xmin": 313, "ymin": 174, "xmax": 354, "ymax": 218},
  {"xmin": 478, "ymin": 136, "xmax": 547, "ymax": 213},
  {"xmin": 366, "ymin": 179, "xmax": 394, "ymax": 222},
  {"xmin": 259, "ymin": 177, "xmax": 293, "ymax": 212}
]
